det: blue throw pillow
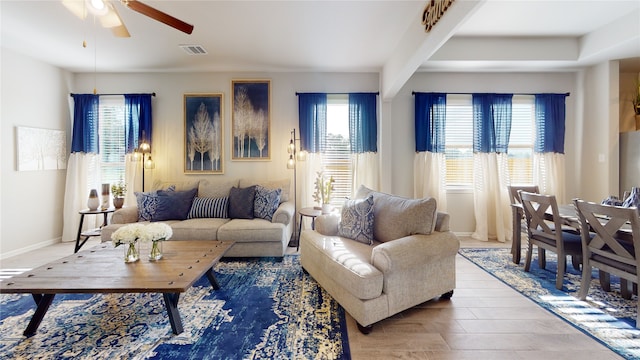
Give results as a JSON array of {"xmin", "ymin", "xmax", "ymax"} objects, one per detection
[
  {"xmin": 135, "ymin": 185, "xmax": 175, "ymax": 221},
  {"xmin": 153, "ymin": 188, "xmax": 197, "ymax": 221},
  {"xmin": 338, "ymin": 194, "xmax": 375, "ymax": 245},
  {"xmin": 188, "ymin": 197, "xmax": 229, "ymax": 219},
  {"xmin": 254, "ymin": 186, "xmax": 281, "ymax": 221},
  {"xmin": 228, "ymin": 186, "xmax": 256, "ymax": 219}
]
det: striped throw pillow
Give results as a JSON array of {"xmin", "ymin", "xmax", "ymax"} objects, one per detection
[{"xmin": 188, "ymin": 197, "xmax": 229, "ymax": 219}]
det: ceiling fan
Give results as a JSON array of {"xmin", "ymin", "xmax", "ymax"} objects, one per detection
[{"xmin": 62, "ymin": 0, "xmax": 194, "ymax": 38}]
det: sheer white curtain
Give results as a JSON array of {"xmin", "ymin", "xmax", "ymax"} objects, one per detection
[
  {"xmin": 534, "ymin": 152, "xmax": 566, "ymax": 203},
  {"xmin": 471, "ymin": 153, "xmax": 512, "ymax": 242},
  {"xmin": 414, "ymin": 152, "xmax": 447, "ymax": 211},
  {"xmin": 351, "ymin": 152, "xmax": 379, "ymax": 194},
  {"xmin": 300, "ymin": 153, "xmax": 323, "ymax": 208},
  {"xmin": 61, "ymin": 153, "xmax": 102, "ymax": 242},
  {"xmin": 124, "ymin": 153, "xmax": 141, "ymax": 206}
]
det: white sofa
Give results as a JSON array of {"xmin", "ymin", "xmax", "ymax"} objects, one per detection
[
  {"xmin": 300, "ymin": 186, "xmax": 460, "ymax": 333},
  {"xmin": 101, "ymin": 178, "xmax": 294, "ymax": 257}
]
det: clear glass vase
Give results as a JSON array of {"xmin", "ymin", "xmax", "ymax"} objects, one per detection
[
  {"xmin": 149, "ymin": 240, "xmax": 163, "ymax": 261},
  {"xmin": 124, "ymin": 242, "xmax": 140, "ymax": 263}
]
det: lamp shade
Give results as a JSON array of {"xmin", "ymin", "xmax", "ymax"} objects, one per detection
[
  {"xmin": 139, "ymin": 142, "xmax": 151, "ymax": 153},
  {"xmin": 144, "ymin": 156, "xmax": 155, "ymax": 169},
  {"xmin": 287, "ymin": 155, "xmax": 295, "ymax": 169}
]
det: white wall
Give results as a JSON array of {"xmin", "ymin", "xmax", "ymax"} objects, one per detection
[
  {"xmin": 1, "ymin": 49, "xmax": 625, "ymax": 253},
  {"xmin": 386, "ymin": 71, "xmax": 578, "ymax": 233},
  {"xmin": 578, "ymin": 62, "xmax": 621, "ymax": 202},
  {"xmin": 1, "ymin": 49, "xmax": 73, "ymax": 257},
  {"xmin": 72, "ymin": 71, "xmax": 379, "ymax": 217}
]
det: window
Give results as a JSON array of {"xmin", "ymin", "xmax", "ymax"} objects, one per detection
[
  {"xmin": 444, "ymin": 94, "xmax": 535, "ymax": 187},
  {"xmin": 324, "ymin": 94, "xmax": 352, "ymax": 206},
  {"xmin": 98, "ymin": 96, "xmax": 126, "ymax": 185}
]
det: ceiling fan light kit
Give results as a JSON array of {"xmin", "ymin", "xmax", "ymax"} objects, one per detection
[{"xmin": 63, "ymin": 0, "xmax": 194, "ymax": 37}]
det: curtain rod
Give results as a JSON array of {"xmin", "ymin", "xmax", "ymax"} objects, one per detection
[
  {"xmin": 295, "ymin": 92, "xmax": 379, "ymax": 95},
  {"xmin": 69, "ymin": 92, "xmax": 156, "ymax": 97},
  {"xmin": 411, "ymin": 91, "xmax": 570, "ymax": 96}
]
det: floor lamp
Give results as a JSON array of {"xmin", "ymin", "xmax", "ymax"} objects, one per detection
[
  {"xmin": 132, "ymin": 141, "xmax": 155, "ymax": 192},
  {"xmin": 287, "ymin": 128, "xmax": 306, "ymax": 246}
]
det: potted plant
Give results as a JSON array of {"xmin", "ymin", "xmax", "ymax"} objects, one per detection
[
  {"xmin": 111, "ymin": 181, "xmax": 127, "ymax": 209},
  {"xmin": 312, "ymin": 171, "xmax": 335, "ymax": 213}
]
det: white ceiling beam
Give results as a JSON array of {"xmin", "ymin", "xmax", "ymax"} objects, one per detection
[
  {"xmin": 380, "ymin": 0, "xmax": 486, "ymax": 100},
  {"xmin": 578, "ymin": 9, "xmax": 640, "ymax": 64}
]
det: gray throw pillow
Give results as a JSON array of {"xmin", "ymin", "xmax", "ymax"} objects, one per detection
[
  {"xmin": 228, "ymin": 186, "xmax": 256, "ymax": 219},
  {"xmin": 153, "ymin": 188, "xmax": 197, "ymax": 221},
  {"xmin": 338, "ymin": 195, "xmax": 375, "ymax": 245},
  {"xmin": 355, "ymin": 185, "xmax": 437, "ymax": 242}
]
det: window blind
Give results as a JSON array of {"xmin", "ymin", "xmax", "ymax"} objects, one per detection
[{"xmin": 99, "ymin": 96, "xmax": 126, "ymax": 185}]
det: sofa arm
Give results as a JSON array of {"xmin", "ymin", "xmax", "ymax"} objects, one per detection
[
  {"xmin": 111, "ymin": 206, "xmax": 139, "ymax": 224},
  {"xmin": 272, "ymin": 201, "xmax": 294, "ymax": 225},
  {"xmin": 313, "ymin": 214, "xmax": 340, "ymax": 236},
  {"xmin": 435, "ymin": 212, "xmax": 450, "ymax": 232},
  {"xmin": 371, "ymin": 232, "xmax": 460, "ymax": 273}
]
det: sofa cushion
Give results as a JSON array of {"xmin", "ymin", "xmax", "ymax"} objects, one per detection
[
  {"xmin": 355, "ymin": 185, "xmax": 437, "ymax": 242},
  {"xmin": 188, "ymin": 197, "xmax": 229, "ymax": 219},
  {"xmin": 169, "ymin": 218, "xmax": 230, "ymax": 240},
  {"xmin": 198, "ymin": 179, "xmax": 239, "ymax": 198},
  {"xmin": 135, "ymin": 185, "xmax": 175, "ymax": 221},
  {"xmin": 228, "ymin": 186, "xmax": 256, "ymax": 219},
  {"xmin": 217, "ymin": 218, "xmax": 286, "ymax": 243},
  {"xmin": 240, "ymin": 178, "xmax": 290, "ymax": 203},
  {"xmin": 153, "ymin": 188, "xmax": 198, "ymax": 221},
  {"xmin": 338, "ymin": 195, "xmax": 374, "ymax": 245},
  {"xmin": 152, "ymin": 180, "xmax": 199, "ymax": 192},
  {"xmin": 303, "ymin": 235, "xmax": 383, "ymax": 300},
  {"xmin": 254, "ymin": 185, "xmax": 281, "ymax": 221}
]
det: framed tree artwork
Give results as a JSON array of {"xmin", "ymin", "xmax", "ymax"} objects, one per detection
[
  {"xmin": 184, "ymin": 93, "xmax": 224, "ymax": 174},
  {"xmin": 231, "ymin": 79, "xmax": 270, "ymax": 160}
]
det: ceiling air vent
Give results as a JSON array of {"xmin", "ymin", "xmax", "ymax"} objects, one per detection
[{"xmin": 179, "ymin": 44, "xmax": 208, "ymax": 55}]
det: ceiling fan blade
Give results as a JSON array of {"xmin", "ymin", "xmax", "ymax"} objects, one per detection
[
  {"xmin": 122, "ymin": 0, "xmax": 194, "ymax": 34},
  {"xmin": 100, "ymin": 2, "xmax": 131, "ymax": 37}
]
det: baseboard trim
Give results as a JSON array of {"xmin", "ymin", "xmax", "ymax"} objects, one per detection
[{"xmin": 1, "ymin": 238, "xmax": 61, "ymax": 260}]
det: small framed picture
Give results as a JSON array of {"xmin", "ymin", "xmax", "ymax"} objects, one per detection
[
  {"xmin": 231, "ymin": 79, "xmax": 270, "ymax": 160},
  {"xmin": 184, "ymin": 93, "xmax": 224, "ymax": 174}
]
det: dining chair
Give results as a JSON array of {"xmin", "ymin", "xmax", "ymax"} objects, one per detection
[
  {"xmin": 520, "ymin": 191, "xmax": 583, "ymax": 290},
  {"xmin": 574, "ymin": 199, "xmax": 640, "ymax": 327},
  {"xmin": 508, "ymin": 185, "xmax": 539, "ymax": 264}
]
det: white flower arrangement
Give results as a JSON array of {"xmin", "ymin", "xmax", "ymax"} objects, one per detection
[
  {"xmin": 145, "ymin": 223, "xmax": 173, "ymax": 242},
  {"xmin": 111, "ymin": 223, "xmax": 172, "ymax": 247}
]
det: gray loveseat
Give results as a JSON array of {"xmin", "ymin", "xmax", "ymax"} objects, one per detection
[
  {"xmin": 101, "ymin": 178, "xmax": 294, "ymax": 257},
  {"xmin": 300, "ymin": 185, "xmax": 460, "ymax": 333}
]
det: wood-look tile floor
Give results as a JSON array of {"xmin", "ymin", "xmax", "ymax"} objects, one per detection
[{"xmin": 0, "ymin": 237, "xmax": 624, "ymax": 359}]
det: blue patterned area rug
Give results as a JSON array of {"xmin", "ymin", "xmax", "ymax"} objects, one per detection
[
  {"xmin": 459, "ymin": 248, "xmax": 640, "ymax": 360},
  {"xmin": 0, "ymin": 256, "xmax": 350, "ymax": 359}
]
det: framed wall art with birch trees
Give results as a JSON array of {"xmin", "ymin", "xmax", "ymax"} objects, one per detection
[
  {"xmin": 231, "ymin": 79, "xmax": 270, "ymax": 160},
  {"xmin": 184, "ymin": 93, "xmax": 224, "ymax": 174}
]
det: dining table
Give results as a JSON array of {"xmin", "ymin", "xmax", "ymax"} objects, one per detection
[{"xmin": 511, "ymin": 202, "xmax": 634, "ymax": 264}]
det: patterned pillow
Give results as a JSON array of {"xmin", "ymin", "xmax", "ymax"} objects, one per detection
[
  {"xmin": 135, "ymin": 185, "xmax": 175, "ymax": 221},
  {"xmin": 188, "ymin": 197, "xmax": 229, "ymax": 219},
  {"xmin": 254, "ymin": 186, "xmax": 282, "ymax": 221},
  {"xmin": 228, "ymin": 186, "xmax": 256, "ymax": 219},
  {"xmin": 338, "ymin": 194, "xmax": 375, "ymax": 245}
]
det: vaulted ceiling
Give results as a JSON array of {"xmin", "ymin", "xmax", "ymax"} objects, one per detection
[{"xmin": 2, "ymin": 0, "xmax": 639, "ymax": 98}]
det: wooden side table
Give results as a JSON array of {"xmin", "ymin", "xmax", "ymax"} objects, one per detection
[
  {"xmin": 297, "ymin": 207, "xmax": 322, "ymax": 251},
  {"xmin": 75, "ymin": 208, "xmax": 114, "ymax": 253}
]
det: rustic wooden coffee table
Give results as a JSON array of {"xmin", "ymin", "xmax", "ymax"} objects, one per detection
[{"xmin": 0, "ymin": 240, "xmax": 234, "ymax": 337}]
